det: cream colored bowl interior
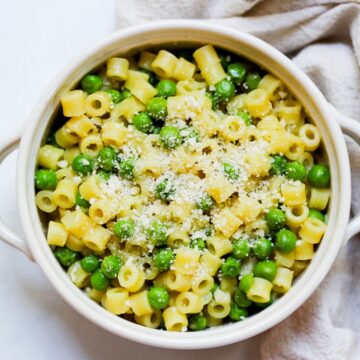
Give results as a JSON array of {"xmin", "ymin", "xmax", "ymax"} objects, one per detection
[{"xmin": 19, "ymin": 22, "xmax": 350, "ymax": 349}]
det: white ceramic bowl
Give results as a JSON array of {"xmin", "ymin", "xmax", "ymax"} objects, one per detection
[{"xmin": 1, "ymin": 20, "xmax": 360, "ymax": 349}]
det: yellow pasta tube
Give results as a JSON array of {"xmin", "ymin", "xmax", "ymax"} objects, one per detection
[
  {"xmin": 164, "ymin": 271, "xmax": 192, "ymax": 292},
  {"xmin": 47, "ymin": 221, "xmax": 68, "ymax": 246},
  {"xmin": 80, "ymin": 134, "xmax": 103, "ymax": 157},
  {"xmin": 61, "ymin": 90, "xmax": 86, "ymax": 117},
  {"xmin": 35, "ymin": 190, "xmax": 57, "ymax": 213},
  {"xmin": 299, "ymin": 217, "xmax": 327, "ymax": 244},
  {"xmin": 85, "ymin": 91, "xmax": 111, "ymax": 117},
  {"xmin": 274, "ymin": 249, "xmax": 295, "ymax": 268},
  {"xmin": 102, "ymin": 288, "xmax": 130, "ymax": 315},
  {"xmin": 106, "ymin": 57, "xmax": 129, "ymax": 81},
  {"xmin": 137, "ymin": 51, "xmax": 157, "ymax": 71},
  {"xmin": 308, "ymin": 188, "xmax": 330, "ymax": 210},
  {"xmin": 199, "ymin": 251, "xmax": 222, "ymax": 276},
  {"xmin": 247, "ymin": 277, "xmax": 273, "ymax": 303},
  {"xmin": 294, "ymin": 240, "xmax": 314, "ymax": 260},
  {"xmin": 163, "ymin": 307, "xmax": 188, "ymax": 332},
  {"xmin": 245, "ymin": 89, "xmax": 272, "ymax": 117},
  {"xmin": 79, "ymin": 175, "xmax": 104, "ymax": 201},
  {"xmin": 38, "ymin": 145, "xmax": 65, "ymax": 170},
  {"xmin": 135, "ymin": 310, "xmax": 162, "ymax": 329},
  {"xmin": 68, "ymin": 261, "xmax": 89, "ymax": 288},
  {"xmin": 82, "ymin": 225, "xmax": 111, "ymax": 252},
  {"xmin": 53, "ymin": 179, "xmax": 77, "ymax": 209},
  {"xmin": 192, "ymin": 272, "xmax": 214, "ymax": 296},
  {"xmin": 206, "ymin": 236, "xmax": 233, "ymax": 258},
  {"xmin": 89, "ymin": 199, "xmax": 117, "ymax": 225},
  {"xmin": 65, "ymin": 115, "xmax": 95, "ymax": 138},
  {"xmin": 173, "ymin": 248, "xmax": 201, "ymax": 275},
  {"xmin": 66, "ymin": 233, "xmax": 86, "ymax": 252},
  {"xmin": 129, "ymin": 290, "xmax": 153, "ymax": 316},
  {"xmin": 61, "ymin": 209, "xmax": 92, "ymax": 238},
  {"xmin": 285, "ymin": 204, "xmax": 309, "ymax": 227},
  {"xmin": 151, "ymin": 50, "xmax": 178, "ymax": 78},
  {"xmin": 101, "ymin": 120, "xmax": 128, "ymax": 148},
  {"xmin": 118, "ymin": 263, "xmax": 145, "ymax": 292},
  {"xmin": 281, "ymin": 181, "xmax": 306, "ymax": 206},
  {"xmin": 272, "ymin": 267, "xmax": 294, "ymax": 293},
  {"xmin": 213, "ymin": 208, "xmax": 242, "ymax": 238},
  {"xmin": 175, "ymin": 292, "xmax": 203, "ymax": 314},
  {"xmin": 55, "ymin": 126, "xmax": 80, "ymax": 148},
  {"xmin": 299, "ymin": 124, "xmax": 321, "ymax": 151},
  {"xmin": 173, "ymin": 57, "xmax": 196, "ymax": 81}
]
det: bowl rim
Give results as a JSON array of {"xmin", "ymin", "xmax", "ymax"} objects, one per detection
[{"xmin": 17, "ymin": 20, "xmax": 351, "ymax": 349}]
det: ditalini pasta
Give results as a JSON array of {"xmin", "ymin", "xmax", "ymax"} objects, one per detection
[{"xmin": 35, "ymin": 45, "xmax": 331, "ymax": 332}]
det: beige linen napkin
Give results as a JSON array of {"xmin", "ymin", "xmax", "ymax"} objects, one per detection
[{"xmin": 116, "ymin": 1, "xmax": 360, "ymax": 358}]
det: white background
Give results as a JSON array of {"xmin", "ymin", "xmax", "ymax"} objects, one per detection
[{"xmin": 0, "ymin": 0, "xmax": 262, "ymax": 358}]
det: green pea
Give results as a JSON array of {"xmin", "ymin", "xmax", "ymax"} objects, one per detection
[
  {"xmin": 229, "ymin": 303, "xmax": 248, "ymax": 322},
  {"xmin": 276, "ymin": 229, "xmax": 297, "ymax": 253},
  {"xmin": 245, "ymin": 72, "xmax": 261, "ymax": 90},
  {"xmin": 147, "ymin": 97, "xmax": 167, "ymax": 120},
  {"xmin": 265, "ymin": 208, "xmax": 286, "ymax": 231},
  {"xmin": 90, "ymin": 269, "xmax": 110, "ymax": 291},
  {"xmin": 205, "ymin": 91, "xmax": 219, "ymax": 110},
  {"xmin": 215, "ymin": 79, "xmax": 235, "ymax": 102},
  {"xmin": 101, "ymin": 255, "xmax": 122, "ymax": 279},
  {"xmin": 147, "ymin": 221, "xmax": 168, "ymax": 246},
  {"xmin": 196, "ymin": 193, "xmax": 214, "ymax": 213},
  {"xmin": 113, "ymin": 219, "xmax": 135, "ymax": 239},
  {"xmin": 156, "ymin": 80, "xmax": 177, "ymax": 98},
  {"xmin": 155, "ymin": 179, "xmax": 175, "ymax": 201},
  {"xmin": 253, "ymin": 238, "xmax": 273, "ymax": 260},
  {"xmin": 190, "ymin": 238, "xmax": 206, "ymax": 251},
  {"xmin": 97, "ymin": 147, "xmax": 117, "ymax": 171},
  {"xmin": 72, "ymin": 155, "xmax": 94, "ymax": 175},
  {"xmin": 154, "ymin": 248, "xmax": 174, "ymax": 272},
  {"xmin": 285, "ymin": 161, "xmax": 306, "ymax": 181},
  {"xmin": 234, "ymin": 288, "xmax": 252, "ymax": 307},
  {"xmin": 227, "ymin": 63, "xmax": 247, "ymax": 85},
  {"xmin": 54, "ymin": 247, "xmax": 80, "ymax": 268},
  {"xmin": 307, "ymin": 164, "xmax": 330, "ymax": 188},
  {"xmin": 122, "ymin": 89, "xmax": 132, "ymax": 99},
  {"xmin": 239, "ymin": 273, "xmax": 254, "ymax": 292},
  {"xmin": 35, "ymin": 169, "xmax": 58, "ymax": 190},
  {"xmin": 159, "ymin": 126, "xmax": 181, "ymax": 149},
  {"xmin": 132, "ymin": 112, "xmax": 154, "ymax": 133},
  {"xmin": 189, "ymin": 313, "xmax": 208, "ymax": 331},
  {"xmin": 98, "ymin": 170, "xmax": 110, "ymax": 181},
  {"xmin": 104, "ymin": 89, "xmax": 122, "ymax": 103},
  {"xmin": 223, "ymin": 163, "xmax": 240, "ymax": 180},
  {"xmin": 253, "ymin": 260, "xmax": 277, "ymax": 282},
  {"xmin": 118, "ymin": 159, "xmax": 134, "ymax": 180},
  {"xmin": 75, "ymin": 192, "xmax": 90, "ymax": 209},
  {"xmin": 308, "ymin": 208, "xmax": 325, "ymax": 222},
  {"xmin": 140, "ymin": 69, "xmax": 157, "ymax": 86},
  {"xmin": 81, "ymin": 74, "xmax": 103, "ymax": 94},
  {"xmin": 270, "ymin": 155, "xmax": 287, "ymax": 175},
  {"xmin": 221, "ymin": 256, "xmax": 241, "ymax": 278},
  {"xmin": 147, "ymin": 287, "xmax": 170, "ymax": 310},
  {"xmin": 232, "ymin": 238, "xmax": 250, "ymax": 259},
  {"xmin": 238, "ymin": 111, "xmax": 252, "ymax": 126},
  {"xmin": 80, "ymin": 254, "xmax": 100, "ymax": 273}
]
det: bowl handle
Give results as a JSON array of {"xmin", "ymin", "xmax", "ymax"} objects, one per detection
[
  {"xmin": 0, "ymin": 131, "xmax": 33, "ymax": 260},
  {"xmin": 329, "ymin": 103, "xmax": 360, "ymax": 246}
]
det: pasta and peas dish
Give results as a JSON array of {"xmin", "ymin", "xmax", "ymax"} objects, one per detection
[{"xmin": 34, "ymin": 45, "xmax": 331, "ymax": 332}]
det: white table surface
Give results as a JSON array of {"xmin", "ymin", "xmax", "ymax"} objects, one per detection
[{"xmin": 0, "ymin": 0, "xmax": 262, "ymax": 358}]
